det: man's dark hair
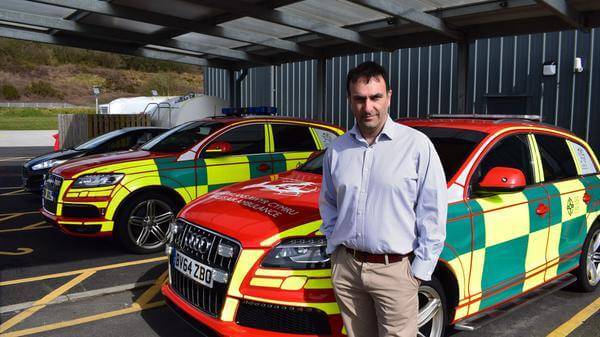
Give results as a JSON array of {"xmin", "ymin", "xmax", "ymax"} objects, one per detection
[{"xmin": 346, "ymin": 61, "xmax": 389, "ymax": 95}]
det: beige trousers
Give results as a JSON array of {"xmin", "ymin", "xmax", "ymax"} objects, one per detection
[{"xmin": 331, "ymin": 247, "xmax": 420, "ymax": 337}]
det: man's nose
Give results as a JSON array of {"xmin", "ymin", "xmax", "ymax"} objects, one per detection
[{"xmin": 364, "ymin": 99, "xmax": 375, "ymax": 113}]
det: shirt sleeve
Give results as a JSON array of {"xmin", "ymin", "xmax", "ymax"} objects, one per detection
[
  {"xmin": 411, "ymin": 139, "xmax": 447, "ymax": 281},
  {"xmin": 319, "ymin": 148, "xmax": 337, "ymax": 239}
]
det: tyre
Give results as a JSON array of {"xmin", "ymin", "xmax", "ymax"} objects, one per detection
[
  {"xmin": 418, "ymin": 276, "xmax": 448, "ymax": 337},
  {"xmin": 114, "ymin": 191, "xmax": 180, "ymax": 254},
  {"xmin": 573, "ymin": 222, "xmax": 600, "ymax": 292}
]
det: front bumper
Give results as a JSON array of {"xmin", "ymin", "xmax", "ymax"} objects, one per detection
[
  {"xmin": 40, "ymin": 208, "xmax": 112, "ymax": 237},
  {"xmin": 162, "ymin": 284, "xmax": 334, "ymax": 337},
  {"xmin": 21, "ymin": 167, "xmax": 46, "ymax": 193}
]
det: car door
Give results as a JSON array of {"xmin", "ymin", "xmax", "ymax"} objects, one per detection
[
  {"xmin": 466, "ymin": 133, "xmax": 550, "ymax": 313},
  {"xmin": 533, "ymin": 134, "xmax": 588, "ymax": 281},
  {"xmin": 198, "ymin": 123, "xmax": 271, "ymax": 195},
  {"xmin": 269, "ymin": 123, "xmax": 322, "ymax": 173}
]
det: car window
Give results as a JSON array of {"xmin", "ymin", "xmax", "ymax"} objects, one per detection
[
  {"xmin": 142, "ymin": 121, "xmax": 224, "ymax": 153},
  {"xmin": 469, "ymin": 134, "xmax": 534, "ymax": 197},
  {"xmin": 413, "ymin": 126, "xmax": 486, "ymax": 182},
  {"xmin": 535, "ymin": 134, "xmax": 579, "ymax": 181},
  {"xmin": 204, "ymin": 124, "xmax": 265, "ymax": 157},
  {"xmin": 74, "ymin": 129, "xmax": 128, "ymax": 150},
  {"xmin": 272, "ymin": 124, "xmax": 317, "ymax": 152},
  {"xmin": 105, "ymin": 134, "xmax": 136, "ymax": 152},
  {"xmin": 312, "ymin": 127, "xmax": 338, "ymax": 148},
  {"xmin": 567, "ymin": 139, "xmax": 598, "ymax": 175}
]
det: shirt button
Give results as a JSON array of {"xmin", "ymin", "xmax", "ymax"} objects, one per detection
[
  {"xmin": 357, "ymin": 211, "xmax": 362, "ymax": 215},
  {"xmin": 357, "ymin": 233, "xmax": 362, "ymax": 237}
]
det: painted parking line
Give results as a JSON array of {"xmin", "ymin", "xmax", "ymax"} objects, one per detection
[
  {"xmin": 546, "ymin": 296, "xmax": 600, "ymax": 337},
  {"xmin": 0, "ymin": 272, "xmax": 168, "ymax": 337},
  {"xmin": 0, "ymin": 248, "xmax": 33, "ymax": 256},
  {"xmin": 0, "ymin": 221, "xmax": 51, "ymax": 234},
  {"xmin": 0, "ymin": 212, "xmax": 39, "ymax": 221},
  {"xmin": 0, "ymin": 271, "xmax": 96, "ymax": 333},
  {"xmin": 0, "ymin": 187, "xmax": 23, "ymax": 190},
  {"xmin": 0, "ymin": 157, "xmax": 31, "ymax": 162},
  {"xmin": 0, "ymin": 191, "xmax": 28, "ymax": 197},
  {"xmin": 0, "ymin": 256, "xmax": 167, "ymax": 286}
]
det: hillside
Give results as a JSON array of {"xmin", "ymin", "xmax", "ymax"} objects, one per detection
[{"xmin": 0, "ymin": 38, "xmax": 204, "ymax": 106}]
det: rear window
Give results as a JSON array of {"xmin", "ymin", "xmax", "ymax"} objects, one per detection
[{"xmin": 535, "ymin": 134, "xmax": 579, "ymax": 181}]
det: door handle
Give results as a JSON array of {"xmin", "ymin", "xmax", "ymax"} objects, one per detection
[
  {"xmin": 258, "ymin": 163, "xmax": 271, "ymax": 172},
  {"xmin": 583, "ymin": 192, "xmax": 592, "ymax": 204},
  {"xmin": 536, "ymin": 203, "xmax": 549, "ymax": 216}
]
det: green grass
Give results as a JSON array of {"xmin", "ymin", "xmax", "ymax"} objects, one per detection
[{"xmin": 0, "ymin": 107, "xmax": 94, "ymax": 130}]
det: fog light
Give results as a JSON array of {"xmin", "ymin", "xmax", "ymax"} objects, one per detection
[{"xmin": 99, "ymin": 208, "xmax": 106, "ymax": 216}]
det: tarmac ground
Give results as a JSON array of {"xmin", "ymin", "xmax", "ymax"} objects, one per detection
[{"xmin": 0, "ymin": 146, "xmax": 597, "ymax": 337}]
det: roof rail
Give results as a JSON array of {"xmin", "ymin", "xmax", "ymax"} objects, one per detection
[{"xmin": 427, "ymin": 114, "xmax": 541, "ymax": 121}]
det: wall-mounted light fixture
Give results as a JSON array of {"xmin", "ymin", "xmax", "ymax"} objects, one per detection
[
  {"xmin": 543, "ymin": 61, "xmax": 557, "ymax": 76},
  {"xmin": 574, "ymin": 57, "xmax": 584, "ymax": 73}
]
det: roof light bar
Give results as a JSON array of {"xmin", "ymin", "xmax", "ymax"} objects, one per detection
[
  {"xmin": 427, "ymin": 114, "xmax": 541, "ymax": 121},
  {"xmin": 222, "ymin": 106, "xmax": 278, "ymax": 116}
]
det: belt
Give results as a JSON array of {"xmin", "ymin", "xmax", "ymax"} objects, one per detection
[{"xmin": 345, "ymin": 246, "xmax": 412, "ymax": 264}]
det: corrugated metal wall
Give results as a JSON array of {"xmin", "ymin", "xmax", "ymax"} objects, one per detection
[{"xmin": 205, "ymin": 29, "xmax": 600, "ymax": 155}]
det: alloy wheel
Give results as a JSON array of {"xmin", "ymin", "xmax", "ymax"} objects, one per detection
[
  {"xmin": 587, "ymin": 229, "xmax": 600, "ymax": 286},
  {"xmin": 417, "ymin": 285, "xmax": 445, "ymax": 337},
  {"xmin": 127, "ymin": 199, "xmax": 174, "ymax": 250}
]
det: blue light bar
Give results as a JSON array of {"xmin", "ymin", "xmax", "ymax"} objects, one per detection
[{"xmin": 222, "ymin": 106, "xmax": 278, "ymax": 116}]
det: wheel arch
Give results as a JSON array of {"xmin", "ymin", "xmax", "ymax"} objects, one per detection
[
  {"xmin": 433, "ymin": 260, "xmax": 460, "ymax": 323},
  {"xmin": 113, "ymin": 185, "xmax": 187, "ymax": 222}
]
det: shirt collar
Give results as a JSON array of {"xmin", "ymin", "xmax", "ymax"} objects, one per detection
[{"xmin": 349, "ymin": 115, "xmax": 396, "ymax": 143}]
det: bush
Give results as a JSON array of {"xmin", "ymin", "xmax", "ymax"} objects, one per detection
[
  {"xmin": 1, "ymin": 84, "xmax": 20, "ymax": 100},
  {"xmin": 25, "ymin": 81, "xmax": 63, "ymax": 98}
]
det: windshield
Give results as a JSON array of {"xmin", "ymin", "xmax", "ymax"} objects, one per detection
[
  {"xmin": 141, "ymin": 121, "xmax": 224, "ymax": 153},
  {"xmin": 75, "ymin": 129, "xmax": 128, "ymax": 150},
  {"xmin": 297, "ymin": 127, "xmax": 487, "ymax": 182}
]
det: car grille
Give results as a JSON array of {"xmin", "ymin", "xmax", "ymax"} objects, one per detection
[
  {"xmin": 42, "ymin": 174, "xmax": 63, "ymax": 214},
  {"xmin": 236, "ymin": 300, "xmax": 331, "ymax": 335},
  {"xmin": 170, "ymin": 219, "xmax": 241, "ymax": 317}
]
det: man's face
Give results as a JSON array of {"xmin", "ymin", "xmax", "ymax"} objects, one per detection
[{"xmin": 348, "ymin": 75, "xmax": 391, "ymax": 134}]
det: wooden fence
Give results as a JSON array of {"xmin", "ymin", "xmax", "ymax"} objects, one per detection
[{"xmin": 58, "ymin": 114, "xmax": 151, "ymax": 149}]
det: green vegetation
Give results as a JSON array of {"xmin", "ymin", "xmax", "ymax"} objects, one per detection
[
  {"xmin": 1, "ymin": 84, "xmax": 20, "ymax": 100},
  {"xmin": 0, "ymin": 38, "xmax": 204, "ymax": 108},
  {"xmin": 0, "ymin": 107, "xmax": 94, "ymax": 130}
]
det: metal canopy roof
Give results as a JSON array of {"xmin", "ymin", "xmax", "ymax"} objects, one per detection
[{"xmin": 1, "ymin": 0, "xmax": 600, "ymax": 70}]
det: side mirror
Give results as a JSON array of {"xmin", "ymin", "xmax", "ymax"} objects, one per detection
[
  {"xmin": 205, "ymin": 141, "xmax": 233, "ymax": 154},
  {"xmin": 477, "ymin": 167, "xmax": 526, "ymax": 193}
]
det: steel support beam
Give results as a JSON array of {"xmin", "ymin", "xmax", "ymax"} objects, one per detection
[
  {"xmin": 535, "ymin": 0, "xmax": 584, "ymax": 30},
  {"xmin": 457, "ymin": 42, "xmax": 469, "ymax": 114},
  {"xmin": 27, "ymin": 0, "xmax": 320, "ymax": 57},
  {"xmin": 187, "ymin": 0, "xmax": 387, "ymax": 51},
  {"xmin": 349, "ymin": 0, "xmax": 463, "ymax": 41},
  {"xmin": 316, "ymin": 58, "xmax": 326, "ymax": 121},
  {"xmin": 0, "ymin": 9, "xmax": 270, "ymax": 65},
  {"xmin": 0, "ymin": 27, "xmax": 231, "ymax": 68}
]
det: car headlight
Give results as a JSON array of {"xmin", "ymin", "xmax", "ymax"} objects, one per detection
[
  {"xmin": 31, "ymin": 159, "xmax": 67, "ymax": 171},
  {"xmin": 261, "ymin": 237, "xmax": 330, "ymax": 269},
  {"xmin": 72, "ymin": 174, "xmax": 124, "ymax": 188}
]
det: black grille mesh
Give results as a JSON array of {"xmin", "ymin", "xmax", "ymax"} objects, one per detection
[
  {"xmin": 236, "ymin": 300, "xmax": 331, "ymax": 335},
  {"xmin": 170, "ymin": 219, "xmax": 241, "ymax": 317}
]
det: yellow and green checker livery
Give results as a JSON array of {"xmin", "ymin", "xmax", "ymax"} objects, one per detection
[
  {"xmin": 162, "ymin": 118, "xmax": 600, "ymax": 337},
  {"xmin": 40, "ymin": 117, "xmax": 344, "ymax": 253}
]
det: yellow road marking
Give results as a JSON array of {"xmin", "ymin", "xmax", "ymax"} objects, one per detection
[
  {"xmin": 0, "ymin": 256, "xmax": 167, "ymax": 287},
  {"xmin": 0, "ymin": 211, "xmax": 38, "ymax": 219},
  {"xmin": 0, "ymin": 301, "xmax": 164, "ymax": 337},
  {"xmin": 133, "ymin": 270, "xmax": 168, "ymax": 306},
  {"xmin": 0, "ymin": 271, "xmax": 95, "ymax": 333},
  {"xmin": 0, "ymin": 248, "xmax": 33, "ymax": 256},
  {"xmin": 546, "ymin": 296, "xmax": 600, "ymax": 337},
  {"xmin": 0, "ymin": 187, "xmax": 23, "ymax": 190},
  {"xmin": 0, "ymin": 221, "xmax": 51, "ymax": 234},
  {"xmin": 0, "ymin": 214, "xmax": 23, "ymax": 223},
  {"xmin": 0, "ymin": 190, "xmax": 26, "ymax": 196},
  {"xmin": 0, "ymin": 157, "xmax": 30, "ymax": 162}
]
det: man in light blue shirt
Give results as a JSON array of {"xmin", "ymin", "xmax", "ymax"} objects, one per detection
[{"xmin": 319, "ymin": 61, "xmax": 447, "ymax": 337}]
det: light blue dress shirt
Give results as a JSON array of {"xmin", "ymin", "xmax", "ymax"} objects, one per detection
[{"xmin": 319, "ymin": 117, "xmax": 447, "ymax": 281}]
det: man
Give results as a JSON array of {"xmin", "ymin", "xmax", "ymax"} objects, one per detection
[{"xmin": 319, "ymin": 61, "xmax": 447, "ymax": 337}]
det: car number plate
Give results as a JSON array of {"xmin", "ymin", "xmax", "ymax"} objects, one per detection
[
  {"xmin": 43, "ymin": 187, "xmax": 54, "ymax": 201},
  {"xmin": 173, "ymin": 250, "xmax": 214, "ymax": 288}
]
